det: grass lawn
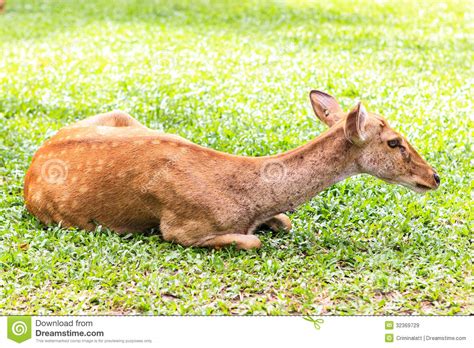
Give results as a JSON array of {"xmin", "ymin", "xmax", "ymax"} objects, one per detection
[{"xmin": 0, "ymin": 0, "xmax": 472, "ymax": 315}]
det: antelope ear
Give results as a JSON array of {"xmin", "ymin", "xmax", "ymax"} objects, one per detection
[
  {"xmin": 344, "ymin": 101, "xmax": 368, "ymax": 146},
  {"xmin": 309, "ymin": 90, "xmax": 344, "ymax": 127}
]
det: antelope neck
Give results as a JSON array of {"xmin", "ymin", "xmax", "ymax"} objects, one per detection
[{"xmin": 253, "ymin": 124, "xmax": 361, "ymax": 215}]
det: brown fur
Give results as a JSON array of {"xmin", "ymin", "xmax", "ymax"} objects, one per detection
[{"xmin": 24, "ymin": 91, "xmax": 439, "ymax": 249}]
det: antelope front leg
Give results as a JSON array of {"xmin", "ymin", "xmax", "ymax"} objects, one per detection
[
  {"xmin": 263, "ymin": 213, "xmax": 292, "ymax": 232},
  {"xmin": 199, "ymin": 234, "xmax": 262, "ymax": 250}
]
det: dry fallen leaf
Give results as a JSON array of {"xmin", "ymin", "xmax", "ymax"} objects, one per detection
[{"xmin": 19, "ymin": 243, "xmax": 29, "ymax": 251}]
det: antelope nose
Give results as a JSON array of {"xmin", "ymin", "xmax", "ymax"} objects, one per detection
[{"xmin": 433, "ymin": 173, "xmax": 440, "ymax": 186}]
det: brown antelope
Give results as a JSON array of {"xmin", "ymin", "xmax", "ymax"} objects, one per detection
[{"xmin": 24, "ymin": 90, "xmax": 440, "ymax": 249}]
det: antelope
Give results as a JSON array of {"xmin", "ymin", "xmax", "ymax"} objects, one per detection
[{"xmin": 24, "ymin": 90, "xmax": 440, "ymax": 249}]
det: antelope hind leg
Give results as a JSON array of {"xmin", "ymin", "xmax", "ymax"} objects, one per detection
[
  {"xmin": 262, "ymin": 213, "xmax": 292, "ymax": 232},
  {"xmin": 68, "ymin": 110, "xmax": 147, "ymax": 129}
]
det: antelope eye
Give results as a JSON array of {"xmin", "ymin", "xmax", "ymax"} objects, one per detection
[{"xmin": 387, "ymin": 139, "xmax": 399, "ymax": 148}]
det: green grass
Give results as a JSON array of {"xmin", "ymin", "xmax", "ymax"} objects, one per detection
[{"xmin": 0, "ymin": 0, "xmax": 472, "ymax": 315}]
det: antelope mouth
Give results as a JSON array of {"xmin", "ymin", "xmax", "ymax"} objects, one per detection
[
  {"xmin": 397, "ymin": 181, "xmax": 433, "ymax": 193},
  {"xmin": 415, "ymin": 183, "xmax": 432, "ymax": 191},
  {"xmin": 380, "ymin": 177, "xmax": 436, "ymax": 193}
]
